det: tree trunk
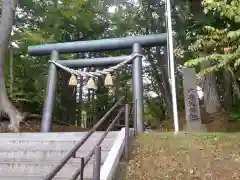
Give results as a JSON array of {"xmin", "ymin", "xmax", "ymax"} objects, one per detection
[
  {"xmin": 223, "ymin": 67, "xmax": 233, "ymax": 108},
  {"xmin": 228, "ymin": 67, "xmax": 240, "ymax": 100},
  {"xmin": 0, "ymin": 0, "xmax": 23, "ymax": 132},
  {"xmin": 9, "ymin": 48, "xmax": 13, "ymax": 97},
  {"xmin": 190, "ymin": 0, "xmax": 220, "ymax": 114},
  {"xmin": 114, "ymin": 70, "xmax": 120, "ymax": 101},
  {"xmin": 156, "ymin": 47, "xmax": 173, "ymax": 111},
  {"xmin": 201, "ymin": 61, "xmax": 220, "ymax": 113},
  {"xmin": 76, "ymin": 75, "xmax": 83, "ymax": 126},
  {"xmin": 75, "ymin": 50, "xmax": 84, "ymax": 127},
  {"xmin": 147, "ymin": 51, "xmax": 173, "ymax": 116}
]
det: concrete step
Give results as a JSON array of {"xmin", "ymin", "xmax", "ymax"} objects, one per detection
[
  {"xmin": 0, "ymin": 131, "xmax": 121, "ymax": 179},
  {"xmin": 0, "ymin": 160, "xmax": 95, "ymax": 178},
  {"xmin": 0, "ymin": 132, "xmax": 118, "ymax": 141},
  {"xmin": 0, "ymin": 150, "xmax": 109, "ymax": 162},
  {"xmin": 0, "ymin": 138, "xmax": 114, "ymax": 151},
  {"xmin": 0, "ymin": 175, "xmax": 91, "ymax": 180}
]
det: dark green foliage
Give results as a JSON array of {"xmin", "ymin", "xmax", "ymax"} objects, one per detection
[{"xmin": 3, "ymin": 0, "xmax": 240, "ymax": 130}]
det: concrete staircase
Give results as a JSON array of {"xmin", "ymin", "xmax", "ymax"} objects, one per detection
[{"xmin": 0, "ymin": 131, "xmax": 119, "ymax": 180}]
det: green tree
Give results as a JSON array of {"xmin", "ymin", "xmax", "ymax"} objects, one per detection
[
  {"xmin": 0, "ymin": 0, "xmax": 22, "ymax": 132},
  {"xmin": 185, "ymin": 0, "xmax": 240, "ymax": 112}
]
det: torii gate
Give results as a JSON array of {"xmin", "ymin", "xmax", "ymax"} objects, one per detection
[{"xmin": 28, "ymin": 0, "xmax": 179, "ymax": 134}]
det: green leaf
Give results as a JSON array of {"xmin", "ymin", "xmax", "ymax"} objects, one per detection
[{"xmin": 234, "ymin": 58, "xmax": 240, "ymax": 67}]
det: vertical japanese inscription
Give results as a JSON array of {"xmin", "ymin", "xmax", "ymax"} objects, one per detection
[{"xmin": 187, "ymin": 88, "xmax": 200, "ymax": 121}]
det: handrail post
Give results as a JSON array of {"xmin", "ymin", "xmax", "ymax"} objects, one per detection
[
  {"xmin": 93, "ymin": 146, "xmax": 101, "ymax": 180},
  {"xmin": 80, "ymin": 157, "xmax": 84, "ymax": 180},
  {"xmin": 124, "ymin": 104, "xmax": 130, "ymax": 161}
]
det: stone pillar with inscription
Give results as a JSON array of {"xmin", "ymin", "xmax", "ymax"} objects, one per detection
[{"xmin": 182, "ymin": 68, "xmax": 206, "ymax": 132}]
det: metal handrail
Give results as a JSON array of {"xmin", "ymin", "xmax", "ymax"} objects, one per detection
[
  {"xmin": 43, "ymin": 96, "xmax": 124, "ymax": 180},
  {"xmin": 71, "ymin": 111, "xmax": 123, "ymax": 180}
]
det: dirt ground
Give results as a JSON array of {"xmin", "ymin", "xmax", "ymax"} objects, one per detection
[
  {"xmin": 126, "ymin": 132, "xmax": 240, "ymax": 180},
  {"xmin": 0, "ymin": 119, "xmax": 90, "ymax": 133}
]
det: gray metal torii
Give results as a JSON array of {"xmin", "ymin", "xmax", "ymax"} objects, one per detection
[
  {"xmin": 28, "ymin": 0, "xmax": 179, "ymax": 134},
  {"xmin": 28, "ymin": 34, "xmax": 166, "ymax": 133},
  {"xmin": 28, "ymin": 34, "xmax": 167, "ymax": 55}
]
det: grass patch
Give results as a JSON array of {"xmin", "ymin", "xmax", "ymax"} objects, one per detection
[{"xmin": 126, "ymin": 132, "xmax": 240, "ymax": 180}]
